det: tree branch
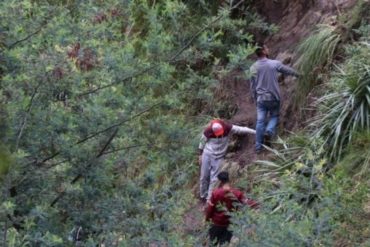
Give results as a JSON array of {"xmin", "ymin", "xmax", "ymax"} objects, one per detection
[
  {"xmin": 50, "ymin": 128, "xmax": 119, "ymax": 207},
  {"xmin": 77, "ymin": 66, "xmax": 157, "ymax": 97},
  {"xmin": 45, "ymin": 144, "xmax": 145, "ymax": 169},
  {"xmin": 8, "ymin": 27, "xmax": 45, "ymax": 50},
  {"xmin": 77, "ymin": 0, "xmax": 245, "ymax": 97},
  {"xmin": 33, "ymin": 102, "xmax": 161, "ymax": 166},
  {"xmin": 101, "ymin": 144, "xmax": 146, "ymax": 156},
  {"xmin": 170, "ymin": 1, "xmax": 244, "ymax": 61},
  {"xmin": 15, "ymin": 82, "xmax": 41, "ymax": 150},
  {"xmin": 7, "ymin": 11, "xmax": 54, "ymax": 50},
  {"xmin": 75, "ymin": 103, "xmax": 161, "ymax": 145}
]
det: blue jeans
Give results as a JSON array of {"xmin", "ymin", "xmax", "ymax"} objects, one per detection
[{"xmin": 256, "ymin": 100, "xmax": 280, "ymax": 151}]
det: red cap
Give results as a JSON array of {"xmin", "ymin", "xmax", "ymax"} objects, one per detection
[{"xmin": 211, "ymin": 120, "xmax": 224, "ymax": 137}]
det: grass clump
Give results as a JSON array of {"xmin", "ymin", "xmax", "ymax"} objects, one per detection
[
  {"xmin": 311, "ymin": 43, "xmax": 370, "ymax": 161},
  {"xmin": 295, "ymin": 25, "xmax": 341, "ymax": 106}
]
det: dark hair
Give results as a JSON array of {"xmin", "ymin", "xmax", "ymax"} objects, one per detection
[
  {"xmin": 255, "ymin": 43, "xmax": 266, "ymax": 57},
  {"xmin": 217, "ymin": 171, "xmax": 229, "ymax": 183}
]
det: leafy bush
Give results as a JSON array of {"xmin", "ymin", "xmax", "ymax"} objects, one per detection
[
  {"xmin": 0, "ymin": 0, "xmax": 268, "ymax": 245},
  {"xmin": 295, "ymin": 25, "xmax": 341, "ymax": 106},
  {"xmin": 311, "ymin": 43, "xmax": 370, "ymax": 160},
  {"xmin": 230, "ymin": 134, "xmax": 369, "ymax": 246}
]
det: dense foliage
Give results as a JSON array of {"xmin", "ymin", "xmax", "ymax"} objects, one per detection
[
  {"xmin": 1, "ymin": 0, "xmax": 369, "ymax": 246},
  {"xmin": 0, "ymin": 0, "xmax": 268, "ymax": 246},
  {"xmin": 312, "ymin": 43, "xmax": 370, "ymax": 160},
  {"xmin": 295, "ymin": 25, "xmax": 340, "ymax": 106}
]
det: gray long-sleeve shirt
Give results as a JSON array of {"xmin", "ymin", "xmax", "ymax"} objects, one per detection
[
  {"xmin": 199, "ymin": 125, "xmax": 255, "ymax": 159},
  {"xmin": 250, "ymin": 58, "xmax": 298, "ymax": 102}
]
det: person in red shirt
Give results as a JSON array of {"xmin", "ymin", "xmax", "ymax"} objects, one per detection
[{"xmin": 205, "ymin": 171, "xmax": 259, "ymax": 246}]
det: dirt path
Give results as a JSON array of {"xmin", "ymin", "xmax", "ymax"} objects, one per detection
[{"xmin": 182, "ymin": 0, "xmax": 359, "ymax": 242}]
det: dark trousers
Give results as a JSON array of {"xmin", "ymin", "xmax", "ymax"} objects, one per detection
[{"xmin": 209, "ymin": 225, "xmax": 232, "ymax": 246}]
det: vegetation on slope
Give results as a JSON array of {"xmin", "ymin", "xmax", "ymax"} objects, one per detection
[
  {"xmin": 0, "ymin": 0, "xmax": 369, "ymax": 246},
  {"xmin": 228, "ymin": 17, "xmax": 370, "ymax": 247},
  {"xmin": 312, "ymin": 42, "xmax": 370, "ymax": 160},
  {"xmin": 0, "ymin": 0, "xmax": 274, "ymax": 246},
  {"xmin": 295, "ymin": 25, "xmax": 341, "ymax": 106}
]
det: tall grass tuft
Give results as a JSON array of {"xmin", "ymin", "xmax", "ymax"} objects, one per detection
[
  {"xmin": 295, "ymin": 25, "xmax": 341, "ymax": 106},
  {"xmin": 255, "ymin": 135, "xmax": 326, "ymax": 176},
  {"xmin": 311, "ymin": 43, "xmax": 370, "ymax": 161}
]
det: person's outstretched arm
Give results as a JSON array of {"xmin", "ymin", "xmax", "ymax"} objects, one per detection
[
  {"xmin": 231, "ymin": 125, "xmax": 256, "ymax": 135},
  {"xmin": 244, "ymin": 198, "xmax": 260, "ymax": 209},
  {"xmin": 239, "ymin": 191, "xmax": 260, "ymax": 209},
  {"xmin": 276, "ymin": 61, "xmax": 299, "ymax": 77}
]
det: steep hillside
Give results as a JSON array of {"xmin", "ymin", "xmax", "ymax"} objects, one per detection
[
  {"xmin": 1, "ymin": 0, "xmax": 369, "ymax": 246},
  {"xmin": 187, "ymin": 0, "xmax": 370, "ymax": 245},
  {"xmin": 219, "ymin": 0, "xmax": 360, "ymax": 164}
]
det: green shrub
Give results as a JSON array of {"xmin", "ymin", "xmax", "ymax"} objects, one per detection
[
  {"xmin": 311, "ymin": 43, "xmax": 370, "ymax": 160},
  {"xmin": 231, "ymin": 135, "xmax": 369, "ymax": 246},
  {"xmin": 0, "ymin": 0, "xmax": 268, "ymax": 245},
  {"xmin": 295, "ymin": 25, "xmax": 341, "ymax": 106}
]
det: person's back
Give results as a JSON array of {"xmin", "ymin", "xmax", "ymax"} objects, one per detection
[
  {"xmin": 205, "ymin": 187, "xmax": 244, "ymax": 226},
  {"xmin": 249, "ymin": 44, "xmax": 298, "ymax": 153},
  {"xmin": 205, "ymin": 171, "xmax": 258, "ymax": 246},
  {"xmin": 251, "ymin": 57, "xmax": 298, "ymax": 102}
]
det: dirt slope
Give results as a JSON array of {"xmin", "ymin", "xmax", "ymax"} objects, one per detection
[
  {"xmin": 225, "ymin": 0, "xmax": 358, "ymax": 164},
  {"xmin": 184, "ymin": 0, "xmax": 359, "ymax": 241}
]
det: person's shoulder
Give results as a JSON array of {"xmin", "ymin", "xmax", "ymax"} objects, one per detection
[
  {"xmin": 250, "ymin": 61, "xmax": 258, "ymax": 70},
  {"xmin": 231, "ymin": 188, "xmax": 244, "ymax": 197},
  {"xmin": 212, "ymin": 187, "xmax": 228, "ymax": 198},
  {"xmin": 213, "ymin": 187, "xmax": 225, "ymax": 194},
  {"xmin": 267, "ymin": 58, "xmax": 281, "ymax": 64}
]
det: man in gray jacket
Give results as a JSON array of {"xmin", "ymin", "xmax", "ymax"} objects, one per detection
[
  {"xmin": 198, "ymin": 119, "xmax": 255, "ymax": 202},
  {"xmin": 250, "ymin": 44, "xmax": 299, "ymax": 153}
]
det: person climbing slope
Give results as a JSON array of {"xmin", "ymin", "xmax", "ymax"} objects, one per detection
[
  {"xmin": 198, "ymin": 119, "xmax": 255, "ymax": 203},
  {"xmin": 249, "ymin": 44, "xmax": 299, "ymax": 153},
  {"xmin": 205, "ymin": 171, "xmax": 259, "ymax": 246}
]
